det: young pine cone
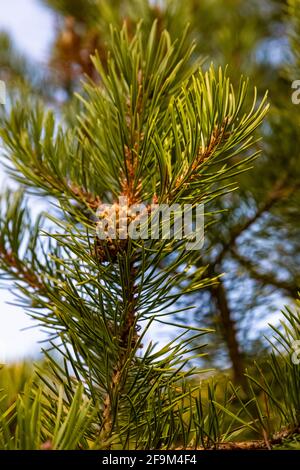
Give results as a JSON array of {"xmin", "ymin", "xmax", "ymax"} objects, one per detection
[{"xmin": 94, "ymin": 201, "xmax": 148, "ymax": 263}]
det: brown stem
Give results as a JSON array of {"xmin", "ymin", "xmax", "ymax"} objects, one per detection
[
  {"xmin": 210, "ymin": 274, "xmax": 247, "ymax": 389},
  {"xmin": 99, "ymin": 262, "xmax": 138, "ymax": 448},
  {"xmin": 99, "ymin": 81, "xmax": 143, "ymax": 447},
  {"xmin": 172, "ymin": 118, "xmax": 229, "ymax": 199}
]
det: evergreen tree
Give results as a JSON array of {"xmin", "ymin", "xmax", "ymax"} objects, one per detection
[
  {"xmin": 1, "ymin": 0, "xmax": 300, "ymax": 451},
  {"xmin": 20, "ymin": 0, "xmax": 299, "ymax": 383},
  {"xmin": 0, "ymin": 22, "xmax": 268, "ymax": 449}
]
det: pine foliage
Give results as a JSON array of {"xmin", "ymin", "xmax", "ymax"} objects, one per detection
[{"xmin": 0, "ymin": 10, "xmax": 298, "ymax": 450}]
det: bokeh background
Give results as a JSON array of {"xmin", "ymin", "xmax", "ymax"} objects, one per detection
[
  {"xmin": 0, "ymin": 1, "xmax": 299, "ymax": 381},
  {"xmin": 0, "ymin": 0, "xmax": 54, "ymax": 360}
]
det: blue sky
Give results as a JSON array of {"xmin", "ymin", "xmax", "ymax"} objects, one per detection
[
  {"xmin": 0, "ymin": 0, "xmax": 54, "ymax": 361},
  {"xmin": 0, "ymin": 0, "xmax": 54, "ymax": 61}
]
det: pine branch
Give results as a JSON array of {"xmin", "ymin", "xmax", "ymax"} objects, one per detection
[
  {"xmin": 0, "ymin": 21, "xmax": 270, "ymax": 449},
  {"xmin": 99, "ymin": 260, "xmax": 139, "ymax": 448}
]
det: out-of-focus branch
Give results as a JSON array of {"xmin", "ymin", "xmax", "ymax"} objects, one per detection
[
  {"xmin": 231, "ymin": 248, "xmax": 300, "ymax": 298},
  {"xmin": 214, "ymin": 175, "xmax": 299, "ymax": 267},
  {"xmin": 0, "ymin": 245, "xmax": 46, "ymax": 294}
]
